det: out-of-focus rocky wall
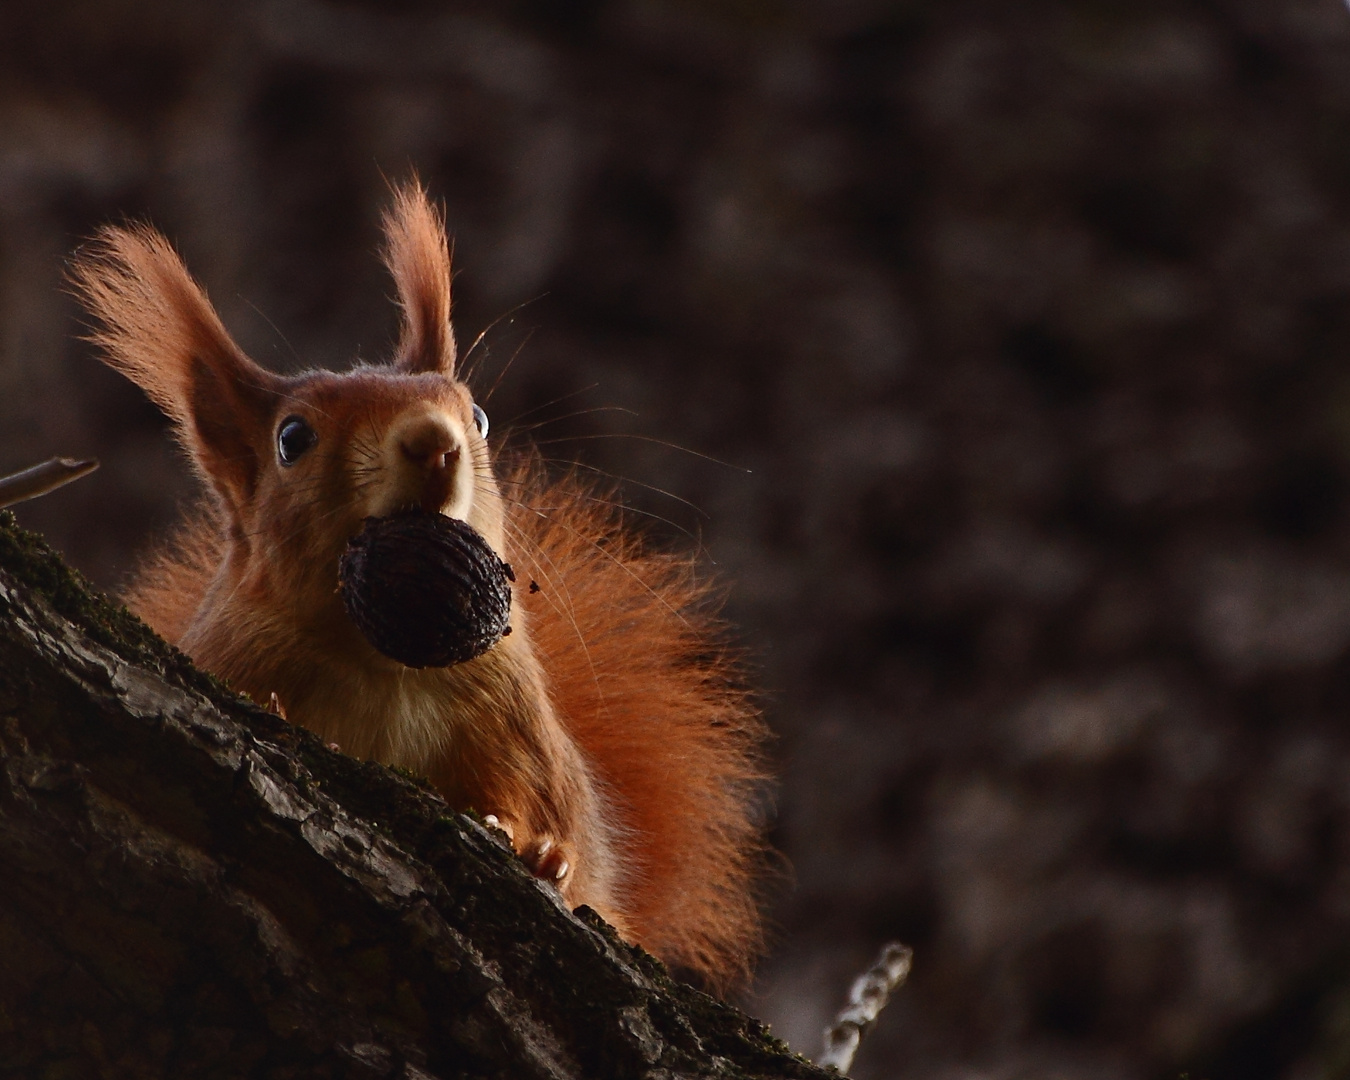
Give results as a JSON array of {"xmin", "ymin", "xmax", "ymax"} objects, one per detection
[{"xmin": 6, "ymin": 2, "xmax": 1350, "ymax": 1077}]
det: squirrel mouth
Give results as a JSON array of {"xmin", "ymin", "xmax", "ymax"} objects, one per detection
[{"xmin": 417, "ymin": 465, "xmax": 456, "ymax": 514}]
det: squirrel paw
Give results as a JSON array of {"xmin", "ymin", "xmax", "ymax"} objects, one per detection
[
  {"xmin": 484, "ymin": 816, "xmax": 571, "ymax": 885},
  {"xmin": 522, "ymin": 836, "xmax": 571, "ymax": 884}
]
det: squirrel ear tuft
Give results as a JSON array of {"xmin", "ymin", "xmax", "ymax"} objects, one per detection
[
  {"xmin": 382, "ymin": 179, "xmax": 457, "ymax": 376},
  {"xmin": 70, "ymin": 226, "xmax": 281, "ymax": 514}
]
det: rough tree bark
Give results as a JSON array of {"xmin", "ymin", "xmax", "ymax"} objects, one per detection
[{"xmin": 0, "ymin": 511, "xmax": 829, "ymax": 1080}]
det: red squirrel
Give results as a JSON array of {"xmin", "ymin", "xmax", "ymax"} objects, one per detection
[{"xmin": 71, "ymin": 182, "xmax": 767, "ymax": 989}]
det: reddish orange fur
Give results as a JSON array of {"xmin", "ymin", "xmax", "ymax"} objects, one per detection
[
  {"xmin": 123, "ymin": 506, "xmax": 227, "ymax": 644},
  {"xmin": 507, "ymin": 466, "xmax": 768, "ymax": 984},
  {"xmin": 382, "ymin": 185, "xmax": 456, "ymax": 373},
  {"xmin": 70, "ymin": 183, "xmax": 768, "ymax": 990}
]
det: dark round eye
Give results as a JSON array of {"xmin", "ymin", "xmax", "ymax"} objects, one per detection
[
  {"xmin": 277, "ymin": 416, "xmax": 318, "ymax": 465},
  {"xmin": 472, "ymin": 403, "xmax": 489, "ymax": 439}
]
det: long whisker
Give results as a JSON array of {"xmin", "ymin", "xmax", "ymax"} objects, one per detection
[
  {"xmin": 460, "ymin": 293, "xmax": 547, "ymax": 386},
  {"xmin": 238, "ymin": 294, "xmax": 304, "ymax": 368},
  {"xmin": 511, "ymin": 494, "xmax": 692, "ymax": 628},
  {"xmin": 527, "ymin": 433, "xmax": 752, "ymax": 473},
  {"xmin": 503, "ymin": 405, "xmax": 641, "ymax": 438},
  {"xmin": 531, "ymin": 458, "xmax": 709, "ymax": 519},
  {"xmin": 498, "ymin": 512, "xmax": 605, "ymax": 704},
  {"xmin": 494, "ymin": 469, "xmax": 710, "ymax": 554},
  {"xmin": 499, "ymin": 384, "xmax": 601, "ymax": 426},
  {"xmin": 481, "ymin": 327, "xmax": 536, "ymax": 405}
]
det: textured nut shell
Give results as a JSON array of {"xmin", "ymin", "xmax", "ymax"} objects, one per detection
[{"xmin": 339, "ymin": 512, "xmax": 513, "ymax": 668}]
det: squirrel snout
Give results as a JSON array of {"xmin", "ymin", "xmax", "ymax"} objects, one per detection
[
  {"xmin": 399, "ymin": 427, "xmax": 460, "ymax": 470},
  {"xmin": 383, "ymin": 412, "xmax": 469, "ymax": 516}
]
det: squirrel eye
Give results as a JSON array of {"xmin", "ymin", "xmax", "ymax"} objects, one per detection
[
  {"xmin": 277, "ymin": 416, "xmax": 318, "ymax": 465},
  {"xmin": 472, "ymin": 403, "xmax": 489, "ymax": 439}
]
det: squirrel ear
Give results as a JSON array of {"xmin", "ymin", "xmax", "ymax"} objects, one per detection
[
  {"xmin": 70, "ymin": 226, "xmax": 282, "ymax": 514},
  {"xmin": 382, "ymin": 180, "xmax": 457, "ymax": 376}
]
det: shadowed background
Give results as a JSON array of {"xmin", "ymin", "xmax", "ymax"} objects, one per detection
[{"xmin": 5, "ymin": 1, "xmax": 1350, "ymax": 1077}]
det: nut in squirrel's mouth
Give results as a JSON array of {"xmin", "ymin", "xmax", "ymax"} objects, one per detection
[{"xmin": 337, "ymin": 510, "xmax": 514, "ymax": 669}]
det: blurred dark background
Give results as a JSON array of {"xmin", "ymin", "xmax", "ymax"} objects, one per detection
[{"xmin": 7, "ymin": 1, "xmax": 1350, "ymax": 1077}]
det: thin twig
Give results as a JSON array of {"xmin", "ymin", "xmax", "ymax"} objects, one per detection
[
  {"xmin": 0, "ymin": 457, "xmax": 100, "ymax": 510},
  {"xmin": 818, "ymin": 941, "xmax": 913, "ymax": 1075}
]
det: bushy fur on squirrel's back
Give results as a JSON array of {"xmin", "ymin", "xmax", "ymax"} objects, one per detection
[{"xmin": 505, "ymin": 463, "xmax": 769, "ymax": 986}]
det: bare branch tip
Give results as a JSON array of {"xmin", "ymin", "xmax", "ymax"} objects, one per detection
[
  {"xmin": 817, "ymin": 940, "xmax": 914, "ymax": 1075},
  {"xmin": 0, "ymin": 456, "xmax": 100, "ymax": 510}
]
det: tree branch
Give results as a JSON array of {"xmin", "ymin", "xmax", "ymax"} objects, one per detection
[
  {"xmin": 0, "ymin": 511, "xmax": 828, "ymax": 1080},
  {"xmin": 0, "ymin": 457, "xmax": 99, "ymax": 509}
]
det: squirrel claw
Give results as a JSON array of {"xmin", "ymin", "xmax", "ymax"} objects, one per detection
[
  {"xmin": 479, "ymin": 817, "xmax": 571, "ymax": 884},
  {"xmin": 522, "ymin": 836, "xmax": 571, "ymax": 884},
  {"xmin": 266, "ymin": 692, "xmax": 288, "ymax": 720}
]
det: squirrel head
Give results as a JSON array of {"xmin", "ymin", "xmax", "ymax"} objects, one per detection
[{"xmin": 71, "ymin": 182, "xmax": 506, "ymax": 625}]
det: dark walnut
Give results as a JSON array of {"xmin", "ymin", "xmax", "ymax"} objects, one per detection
[{"xmin": 339, "ymin": 511, "xmax": 514, "ymax": 668}]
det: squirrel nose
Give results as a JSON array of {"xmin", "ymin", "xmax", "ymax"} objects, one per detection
[
  {"xmin": 399, "ymin": 426, "xmax": 460, "ymax": 469},
  {"xmin": 396, "ymin": 416, "xmax": 463, "ymax": 513}
]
